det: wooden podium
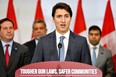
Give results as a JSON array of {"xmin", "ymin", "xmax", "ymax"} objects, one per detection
[{"xmin": 15, "ymin": 61, "xmax": 102, "ymax": 77}]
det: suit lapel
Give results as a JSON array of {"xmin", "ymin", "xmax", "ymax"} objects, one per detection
[
  {"xmin": 0, "ymin": 41, "xmax": 7, "ymax": 68},
  {"xmin": 33, "ymin": 39, "xmax": 36, "ymax": 47},
  {"xmin": 50, "ymin": 31, "xmax": 59, "ymax": 60},
  {"xmin": 65, "ymin": 31, "xmax": 77, "ymax": 61},
  {"xmin": 31, "ymin": 39, "xmax": 36, "ymax": 50},
  {"xmin": 8, "ymin": 42, "xmax": 18, "ymax": 68},
  {"xmin": 96, "ymin": 45, "xmax": 104, "ymax": 67}
]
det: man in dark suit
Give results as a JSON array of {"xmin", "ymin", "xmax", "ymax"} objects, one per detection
[
  {"xmin": 88, "ymin": 25, "xmax": 114, "ymax": 77},
  {"xmin": 31, "ymin": 2, "xmax": 91, "ymax": 65},
  {"xmin": 23, "ymin": 19, "xmax": 47, "ymax": 61},
  {"xmin": 0, "ymin": 18, "xmax": 30, "ymax": 77}
]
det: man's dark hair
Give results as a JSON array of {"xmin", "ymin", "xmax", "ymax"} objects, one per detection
[
  {"xmin": 89, "ymin": 25, "xmax": 102, "ymax": 35},
  {"xmin": 52, "ymin": 2, "xmax": 72, "ymax": 17},
  {"xmin": 32, "ymin": 19, "xmax": 46, "ymax": 29},
  {"xmin": 0, "ymin": 18, "xmax": 14, "ymax": 29}
]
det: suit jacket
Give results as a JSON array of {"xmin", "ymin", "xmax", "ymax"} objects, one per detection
[
  {"xmin": 23, "ymin": 39, "xmax": 36, "ymax": 61},
  {"xmin": 0, "ymin": 41, "xmax": 31, "ymax": 77},
  {"xmin": 95, "ymin": 45, "xmax": 114, "ymax": 77},
  {"xmin": 31, "ymin": 30, "xmax": 91, "ymax": 65}
]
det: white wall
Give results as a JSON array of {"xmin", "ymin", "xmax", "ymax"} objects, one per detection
[{"xmin": 0, "ymin": 0, "xmax": 116, "ymax": 44}]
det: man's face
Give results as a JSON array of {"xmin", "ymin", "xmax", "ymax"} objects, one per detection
[
  {"xmin": 0, "ymin": 21, "xmax": 14, "ymax": 42},
  {"xmin": 53, "ymin": 9, "xmax": 72, "ymax": 35},
  {"xmin": 88, "ymin": 30, "xmax": 101, "ymax": 46},
  {"xmin": 33, "ymin": 23, "xmax": 47, "ymax": 39}
]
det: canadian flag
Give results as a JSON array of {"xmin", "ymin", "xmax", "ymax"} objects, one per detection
[
  {"xmin": 7, "ymin": 0, "xmax": 20, "ymax": 42},
  {"xmin": 74, "ymin": 0, "xmax": 86, "ymax": 37},
  {"xmin": 34, "ymin": 0, "xmax": 44, "ymax": 20},
  {"xmin": 101, "ymin": 0, "xmax": 116, "ymax": 73},
  {"xmin": 31, "ymin": 0, "xmax": 44, "ymax": 38}
]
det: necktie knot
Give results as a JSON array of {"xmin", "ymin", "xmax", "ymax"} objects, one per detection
[
  {"xmin": 60, "ymin": 36, "xmax": 65, "ymax": 42},
  {"xmin": 93, "ymin": 46, "xmax": 97, "ymax": 50},
  {"xmin": 6, "ymin": 44, "xmax": 9, "ymax": 47}
]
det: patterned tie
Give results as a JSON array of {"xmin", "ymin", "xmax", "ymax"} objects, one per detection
[
  {"xmin": 5, "ymin": 44, "xmax": 10, "ymax": 67},
  {"xmin": 59, "ymin": 36, "xmax": 65, "ymax": 61},
  {"xmin": 92, "ymin": 47, "xmax": 97, "ymax": 66}
]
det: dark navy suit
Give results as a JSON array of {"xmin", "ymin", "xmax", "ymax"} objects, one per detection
[{"xmin": 31, "ymin": 30, "xmax": 91, "ymax": 65}]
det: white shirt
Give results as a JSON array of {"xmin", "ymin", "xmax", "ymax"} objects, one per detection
[
  {"xmin": 1, "ymin": 40, "xmax": 13, "ymax": 55},
  {"xmin": 35, "ymin": 39, "xmax": 39, "ymax": 45},
  {"xmin": 88, "ymin": 43, "xmax": 100, "ymax": 59},
  {"xmin": 56, "ymin": 30, "xmax": 70, "ymax": 59}
]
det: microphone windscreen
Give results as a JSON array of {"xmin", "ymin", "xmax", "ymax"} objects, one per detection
[{"xmin": 58, "ymin": 43, "xmax": 62, "ymax": 49}]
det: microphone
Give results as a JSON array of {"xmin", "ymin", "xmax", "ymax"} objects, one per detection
[{"xmin": 58, "ymin": 43, "xmax": 62, "ymax": 49}]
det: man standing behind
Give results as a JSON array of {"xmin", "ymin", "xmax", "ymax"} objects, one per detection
[
  {"xmin": 24, "ymin": 19, "xmax": 47, "ymax": 61},
  {"xmin": 31, "ymin": 2, "xmax": 91, "ymax": 65},
  {"xmin": 88, "ymin": 25, "xmax": 114, "ymax": 77},
  {"xmin": 0, "ymin": 18, "xmax": 30, "ymax": 77}
]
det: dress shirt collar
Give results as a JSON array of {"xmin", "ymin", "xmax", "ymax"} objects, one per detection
[
  {"xmin": 89, "ymin": 42, "xmax": 100, "ymax": 50},
  {"xmin": 56, "ymin": 30, "xmax": 70, "ymax": 40},
  {"xmin": 1, "ymin": 40, "xmax": 13, "ymax": 47},
  {"xmin": 35, "ymin": 39, "xmax": 39, "ymax": 45},
  {"xmin": 1, "ymin": 40, "xmax": 13, "ymax": 55}
]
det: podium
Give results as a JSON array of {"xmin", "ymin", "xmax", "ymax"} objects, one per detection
[{"xmin": 15, "ymin": 61, "xmax": 102, "ymax": 77}]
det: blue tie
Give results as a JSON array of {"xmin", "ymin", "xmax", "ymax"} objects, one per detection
[
  {"xmin": 59, "ymin": 36, "xmax": 65, "ymax": 61},
  {"xmin": 92, "ymin": 47, "xmax": 97, "ymax": 66}
]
